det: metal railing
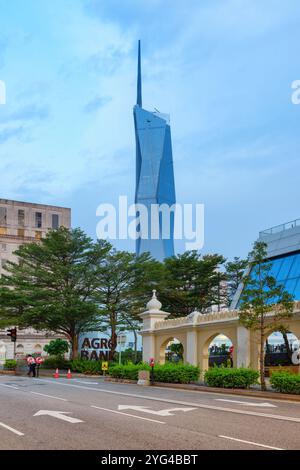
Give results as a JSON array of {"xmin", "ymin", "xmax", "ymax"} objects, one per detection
[{"xmin": 260, "ymin": 218, "xmax": 300, "ymax": 237}]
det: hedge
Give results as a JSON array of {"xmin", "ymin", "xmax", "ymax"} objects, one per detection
[
  {"xmin": 270, "ymin": 371, "xmax": 300, "ymax": 394},
  {"xmin": 41, "ymin": 356, "xmax": 71, "ymax": 370},
  {"xmin": 4, "ymin": 360, "xmax": 17, "ymax": 370},
  {"xmin": 204, "ymin": 367, "xmax": 259, "ymax": 389},
  {"xmin": 70, "ymin": 359, "xmax": 116, "ymax": 375},
  {"xmin": 109, "ymin": 363, "xmax": 200, "ymax": 384}
]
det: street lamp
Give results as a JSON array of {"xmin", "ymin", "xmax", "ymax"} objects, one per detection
[{"xmin": 117, "ymin": 334, "xmax": 127, "ymax": 365}]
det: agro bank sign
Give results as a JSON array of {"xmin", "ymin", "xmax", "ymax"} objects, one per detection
[{"xmin": 79, "ymin": 333, "xmax": 113, "ymax": 361}]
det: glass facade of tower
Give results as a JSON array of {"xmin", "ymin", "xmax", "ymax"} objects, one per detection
[
  {"xmin": 134, "ymin": 42, "xmax": 176, "ymax": 261},
  {"xmin": 231, "ymin": 219, "xmax": 300, "ymax": 309},
  {"xmin": 246, "ymin": 252, "xmax": 300, "ymax": 302}
]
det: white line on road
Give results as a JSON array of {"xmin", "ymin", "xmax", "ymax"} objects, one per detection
[
  {"xmin": 91, "ymin": 405, "xmax": 165, "ymax": 424},
  {"xmin": 36, "ymin": 379, "xmax": 300, "ymax": 424},
  {"xmin": 215, "ymin": 399, "xmax": 277, "ymax": 408},
  {"xmin": 218, "ymin": 435, "xmax": 284, "ymax": 450},
  {"xmin": 74, "ymin": 380, "xmax": 100, "ymax": 385},
  {"xmin": 0, "ymin": 384, "xmax": 19, "ymax": 390},
  {"xmin": 30, "ymin": 391, "xmax": 68, "ymax": 401},
  {"xmin": 0, "ymin": 422, "xmax": 24, "ymax": 436}
]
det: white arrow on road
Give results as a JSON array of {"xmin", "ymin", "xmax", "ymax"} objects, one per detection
[
  {"xmin": 33, "ymin": 410, "xmax": 84, "ymax": 423},
  {"xmin": 215, "ymin": 399, "xmax": 277, "ymax": 408},
  {"xmin": 118, "ymin": 405, "xmax": 195, "ymax": 416}
]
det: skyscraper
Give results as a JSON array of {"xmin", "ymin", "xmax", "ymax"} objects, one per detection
[{"xmin": 134, "ymin": 41, "xmax": 176, "ymax": 261}]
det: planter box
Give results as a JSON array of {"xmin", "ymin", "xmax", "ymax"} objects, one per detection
[
  {"xmin": 0, "ymin": 370, "xmax": 16, "ymax": 375},
  {"xmin": 266, "ymin": 365, "xmax": 300, "ymax": 377}
]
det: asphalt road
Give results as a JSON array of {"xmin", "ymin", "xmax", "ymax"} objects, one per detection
[{"xmin": 1, "ymin": 375, "xmax": 300, "ymax": 450}]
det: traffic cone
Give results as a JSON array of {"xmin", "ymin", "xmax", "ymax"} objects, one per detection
[
  {"xmin": 67, "ymin": 369, "xmax": 72, "ymax": 379},
  {"xmin": 53, "ymin": 368, "xmax": 59, "ymax": 379}
]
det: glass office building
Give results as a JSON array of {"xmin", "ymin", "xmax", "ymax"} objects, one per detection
[
  {"xmin": 133, "ymin": 41, "xmax": 176, "ymax": 261},
  {"xmin": 231, "ymin": 218, "xmax": 300, "ymax": 308}
]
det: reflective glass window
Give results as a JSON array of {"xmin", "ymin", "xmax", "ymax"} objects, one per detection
[
  {"xmin": 277, "ymin": 256, "xmax": 294, "ymax": 281},
  {"xmin": 294, "ymin": 278, "xmax": 300, "ymax": 300},
  {"xmin": 288, "ymin": 254, "xmax": 300, "ymax": 279}
]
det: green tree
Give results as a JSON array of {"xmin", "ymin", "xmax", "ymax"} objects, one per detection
[
  {"xmin": 239, "ymin": 241, "xmax": 294, "ymax": 391},
  {"xmin": 225, "ymin": 257, "xmax": 248, "ymax": 307},
  {"xmin": 160, "ymin": 251, "xmax": 226, "ymax": 316},
  {"xmin": 0, "ymin": 227, "xmax": 111, "ymax": 360},
  {"xmin": 169, "ymin": 342, "xmax": 184, "ymax": 361},
  {"xmin": 95, "ymin": 250, "xmax": 163, "ymax": 360},
  {"xmin": 44, "ymin": 339, "xmax": 69, "ymax": 357}
]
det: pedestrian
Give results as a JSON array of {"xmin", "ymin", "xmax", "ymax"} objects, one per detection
[{"xmin": 26, "ymin": 354, "xmax": 36, "ymax": 378}]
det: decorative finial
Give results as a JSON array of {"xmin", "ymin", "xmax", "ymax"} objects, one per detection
[{"xmin": 146, "ymin": 289, "xmax": 162, "ymax": 311}]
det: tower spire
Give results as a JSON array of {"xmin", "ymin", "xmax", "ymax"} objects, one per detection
[{"xmin": 137, "ymin": 40, "xmax": 142, "ymax": 107}]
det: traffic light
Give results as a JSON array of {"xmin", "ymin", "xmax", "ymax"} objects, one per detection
[{"xmin": 6, "ymin": 327, "xmax": 17, "ymax": 342}]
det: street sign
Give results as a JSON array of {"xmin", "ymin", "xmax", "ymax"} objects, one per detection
[{"xmin": 102, "ymin": 362, "xmax": 109, "ymax": 371}]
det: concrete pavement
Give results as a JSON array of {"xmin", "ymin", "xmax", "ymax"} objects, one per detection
[{"xmin": 1, "ymin": 375, "xmax": 300, "ymax": 450}]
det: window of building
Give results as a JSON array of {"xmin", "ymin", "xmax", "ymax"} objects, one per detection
[
  {"xmin": 0, "ymin": 227, "xmax": 7, "ymax": 235},
  {"xmin": 52, "ymin": 214, "xmax": 59, "ymax": 230},
  {"xmin": 1, "ymin": 259, "xmax": 8, "ymax": 270},
  {"xmin": 17, "ymin": 229, "xmax": 25, "ymax": 238},
  {"xmin": 1, "ymin": 244, "xmax": 6, "ymax": 251},
  {"xmin": 18, "ymin": 209, "xmax": 25, "ymax": 226},
  {"xmin": 0, "ymin": 207, "xmax": 7, "ymax": 225},
  {"xmin": 35, "ymin": 212, "xmax": 42, "ymax": 228},
  {"xmin": 35, "ymin": 231, "xmax": 42, "ymax": 241}
]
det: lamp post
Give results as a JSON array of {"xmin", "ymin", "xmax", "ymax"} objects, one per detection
[{"xmin": 117, "ymin": 334, "xmax": 127, "ymax": 365}]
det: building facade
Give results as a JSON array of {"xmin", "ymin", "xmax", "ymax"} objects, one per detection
[
  {"xmin": 134, "ymin": 41, "xmax": 176, "ymax": 261},
  {"xmin": 0, "ymin": 199, "xmax": 71, "ymax": 362},
  {"xmin": 231, "ymin": 218, "xmax": 300, "ymax": 309}
]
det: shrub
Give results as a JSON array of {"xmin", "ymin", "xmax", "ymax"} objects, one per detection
[
  {"xmin": 204, "ymin": 367, "xmax": 259, "ymax": 389},
  {"xmin": 44, "ymin": 339, "xmax": 69, "ymax": 356},
  {"xmin": 71, "ymin": 359, "xmax": 104, "ymax": 375},
  {"xmin": 109, "ymin": 363, "xmax": 200, "ymax": 384},
  {"xmin": 41, "ymin": 356, "xmax": 71, "ymax": 370},
  {"xmin": 270, "ymin": 371, "xmax": 300, "ymax": 394},
  {"xmin": 153, "ymin": 364, "xmax": 199, "ymax": 383},
  {"xmin": 109, "ymin": 364, "xmax": 142, "ymax": 380},
  {"xmin": 4, "ymin": 359, "xmax": 17, "ymax": 370}
]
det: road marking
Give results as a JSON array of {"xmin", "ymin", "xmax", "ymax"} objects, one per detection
[
  {"xmin": 0, "ymin": 384, "xmax": 19, "ymax": 390},
  {"xmin": 74, "ymin": 380, "xmax": 99, "ymax": 385},
  {"xmin": 91, "ymin": 405, "xmax": 165, "ymax": 424},
  {"xmin": 218, "ymin": 435, "xmax": 284, "ymax": 450},
  {"xmin": 30, "ymin": 392, "xmax": 68, "ymax": 401},
  {"xmin": 0, "ymin": 422, "xmax": 24, "ymax": 436},
  {"xmin": 34, "ymin": 410, "xmax": 83, "ymax": 424},
  {"xmin": 36, "ymin": 379, "xmax": 300, "ymax": 424},
  {"xmin": 118, "ymin": 405, "xmax": 196, "ymax": 416},
  {"xmin": 215, "ymin": 399, "xmax": 277, "ymax": 408}
]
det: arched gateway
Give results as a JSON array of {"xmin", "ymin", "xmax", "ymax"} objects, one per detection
[{"xmin": 139, "ymin": 291, "xmax": 300, "ymax": 374}]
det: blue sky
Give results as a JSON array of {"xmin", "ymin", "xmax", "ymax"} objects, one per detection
[{"xmin": 0, "ymin": 0, "xmax": 299, "ymax": 260}]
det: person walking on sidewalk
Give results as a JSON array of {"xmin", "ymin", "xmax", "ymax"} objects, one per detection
[{"xmin": 26, "ymin": 354, "xmax": 36, "ymax": 378}]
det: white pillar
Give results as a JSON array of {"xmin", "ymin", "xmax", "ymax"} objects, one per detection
[
  {"xmin": 141, "ymin": 334, "xmax": 156, "ymax": 363},
  {"xmin": 139, "ymin": 291, "xmax": 169, "ymax": 363},
  {"xmin": 186, "ymin": 331, "xmax": 198, "ymax": 365},
  {"xmin": 236, "ymin": 326, "xmax": 251, "ymax": 368}
]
